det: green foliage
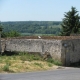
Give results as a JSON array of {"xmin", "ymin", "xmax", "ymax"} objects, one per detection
[
  {"xmin": 1, "ymin": 21, "xmax": 61, "ymax": 35},
  {"xmin": 47, "ymin": 58, "xmax": 62, "ymax": 66},
  {"xmin": 48, "ymin": 63, "xmax": 53, "ymax": 67},
  {"xmin": 0, "ymin": 22, "xmax": 3, "ymax": 32},
  {"xmin": 19, "ymin": 52, "xmax": 43, "ymax": 61},
  {"xmin": 53, "ymin": 60, "xmax": 62, "ymax": 66},
  {"xmin": 21, "ymin": 33, "xmax": 54, "ymax": 36},
  {"xmin": 61, "ymin": 7, "xmax": 80, "ymax": 36},
  {"xmin": 3, "ymin": 63, "xmax": 9, "ymax": 71},
  {"xmin": 34, "ymin": 63, "xmax": 43, "ymax": 68},
  {"xmin": 47, "ymin": 58, "xmax": 54, "ymax": 63},
  {"xmin": 1, "ymin": 30, "xmax": 21, "ymax": 38},
  {"xmin": 0, "ymin": 52, "xmax": 63, "ymax": 73}
]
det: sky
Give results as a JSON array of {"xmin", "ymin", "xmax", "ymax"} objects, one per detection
[{"xmin": 0, "ymin": 0, "xmax": 80, "ymax": 22}]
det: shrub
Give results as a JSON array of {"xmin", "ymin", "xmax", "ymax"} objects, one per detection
[
  {"xmin": 53, "ymin": 60, "xmax": 62, "ymax": 66},
  {"xmin": 47, "ymin": 58, "xmax": 62, "ymax": 66},
  {"xmin": 47, "ymin": 58, "xmax": 54, "ymax": 63}
]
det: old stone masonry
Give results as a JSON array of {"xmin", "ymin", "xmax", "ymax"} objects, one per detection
[{"xmin": 1, "ymin": 36, "xmax": 80, "ymax": 66}]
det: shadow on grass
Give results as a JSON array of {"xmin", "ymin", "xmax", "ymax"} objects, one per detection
[{"xmin": 1, "ymin": 51, "xmax": 19, "ymax": 56}]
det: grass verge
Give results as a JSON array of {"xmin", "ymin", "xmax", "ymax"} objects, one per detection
[{"xmin": 0, "ymin": 52, "xmax": 62, "ymax": 73}]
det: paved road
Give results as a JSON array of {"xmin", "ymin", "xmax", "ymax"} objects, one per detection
[{"xmin": 0, "ymin": 68, "xmax": 80, "ymax": 80}]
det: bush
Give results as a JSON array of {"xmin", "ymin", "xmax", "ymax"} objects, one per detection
[
  {"xmin": 47, "ymin": 58, "xmax": 62, "ymax": 66},
  {"xmin": 53, "ymin": 60, "xmax": 62, "ymax": 66},
  {"xmin": 47, "ymin": 58, "xmax": 54, "ymax": 63}
]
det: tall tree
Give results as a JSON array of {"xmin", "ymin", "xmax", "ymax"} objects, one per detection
[{"xmin": 61, "ymin": 7, "xmax": 80, "ymax": 36}]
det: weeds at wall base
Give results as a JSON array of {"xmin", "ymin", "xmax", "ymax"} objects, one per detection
[{"xmin": 0, "ymin": 51, "xmax": 62, "ymax": 73}]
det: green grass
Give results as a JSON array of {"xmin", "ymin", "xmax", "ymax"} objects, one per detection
[
  {"xmin": 19, "ymin": 52, "xmax": 62, "ymax": 66},
  {"xmin": 3, "ymin": 63, "xmax": 9, "ymax": 71},
  {"xmin": 34, "ymin": 63, "xmax": 43, "ymax": 68},
  {"xmin": 21, "ymin": 33, "xmax": 54, "ymax": 36},
  {"xmin": 19, "ymin": 52, "xmax": 43, "ymax": 61},
  {"xmin": 47, "ymin": 58, "xmax": 62, "ymax": 66},
  {"xmin": 0, "ymin": 51, "xmax": 62, "ymax": 73},
  {"xmin": 1, "ymin": 52, "xmax": 62, "ymax": 66},
  {"xmin": 48, "ymin": 63, "xmax": 53, "ymax": 67}
]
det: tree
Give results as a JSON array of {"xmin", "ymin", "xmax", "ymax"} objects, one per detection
[
  {"xmin": 61, "ymin": 7, "xmax": 80, "ymax": 36},
  {"xmin": 0, "ymin": 22, "xmax": 3, "ymax": 32},
  {"xmin": 1, "ymin": 31, "xmax": 21, "ymax": 38}
]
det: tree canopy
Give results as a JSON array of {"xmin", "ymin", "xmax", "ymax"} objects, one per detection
[
  {"xmin": 0, "ymin": 22, "xmax": 3, "ymax": 32},
  {"xmin": 61, "ymin": 7, "xmax": 80, "ymax": 36},
  {"xmin": 1, "ymin": 30, "xmax": 21, "ymax": 38},
  {"xmin": 1, "ymin": 21, "xmax": 61, "ymax": 35}
]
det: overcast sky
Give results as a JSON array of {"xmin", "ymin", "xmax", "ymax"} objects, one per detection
[{"xmin": 0, "ymin": 0, "xmax": 80, "ymax": 22}]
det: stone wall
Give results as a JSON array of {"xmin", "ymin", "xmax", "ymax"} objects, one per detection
[
  {"xmin": 1, "ymin": 37, "xmax": 80, "ymax": 66},
  {"xmin": 2, "ymin": 39, "xmax": 62, "ymax": 61},
  {"xmin": 1, "ymin": 39, "xmax": 6, "ymax": 53},
  {"xmin": 62, "ymin": 39, "xmax": 80, "ymax": 65}
]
